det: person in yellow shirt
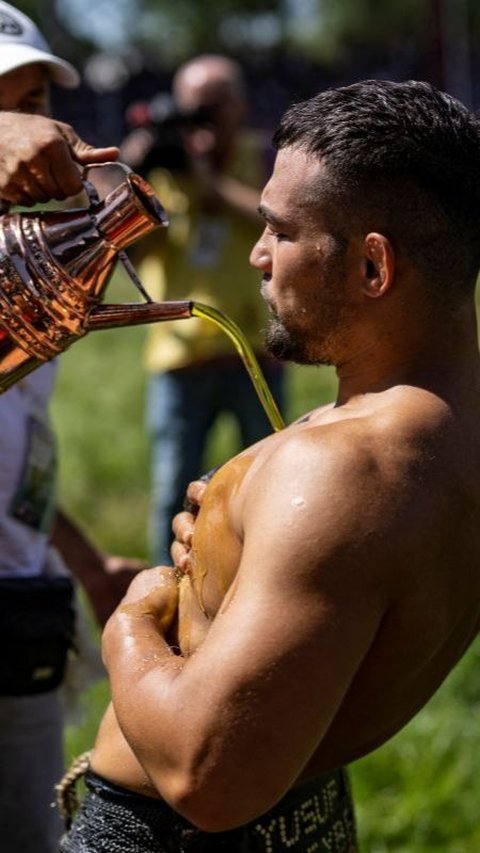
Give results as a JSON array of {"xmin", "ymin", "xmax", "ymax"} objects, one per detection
[{"xmin": 136, "ymin": 55, "xmax": 285, "ymax": 563}]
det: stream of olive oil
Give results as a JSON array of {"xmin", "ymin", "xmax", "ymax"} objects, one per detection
[{"xmin": 191, "ymin": 301, "xmax": 284, "ymax": 433}]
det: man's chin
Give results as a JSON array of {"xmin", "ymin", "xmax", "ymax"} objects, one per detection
[
  {"xmin": 264, "ymin": 321, "xmax": 309, "ymax": 364},
  {"xmin": 264, "ymin": 320, "xmax": 333, "ymax": 366}
]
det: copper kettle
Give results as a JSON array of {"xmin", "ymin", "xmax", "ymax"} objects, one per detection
[{"xmin": 0, "ymin": 163, "xmax": 195, "ymax": 392}]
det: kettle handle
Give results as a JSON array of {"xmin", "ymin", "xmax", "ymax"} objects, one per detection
[
  {"xmin": 81, "ymin": 161, "xmax": 133, "ymax": 210},
  {"xmin": 81, "ymin": 161, "xmax": 155, "ymax": 304}
]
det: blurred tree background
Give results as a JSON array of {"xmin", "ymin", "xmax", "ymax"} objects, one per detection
[{"xmin": 8, "ymin": 0, "xmax": 480, "ymax": 849}]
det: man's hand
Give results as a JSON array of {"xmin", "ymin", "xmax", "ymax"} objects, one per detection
[
  {"xmin": 102, "ymin": 566, "xmax": 179, "ymax": 671},
  {"xmin": 171, "ymin": 478, "xmax": 208, "ymax": 575},
  {"xmin": 116, "ymin": 565, "xmax": 179, "ymax": 628},
  {"xmin": 0, "ymin": 112, "xmax": 119, "ymax": 206}
]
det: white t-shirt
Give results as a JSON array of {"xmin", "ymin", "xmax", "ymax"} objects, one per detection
[{"xmin": 0, "ymin": 362, "xmax": 57, "ymax": 577}]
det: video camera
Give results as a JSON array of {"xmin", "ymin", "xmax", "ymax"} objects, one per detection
[
  {"xmin": 124, "ymin": 94, "xmax": 216, "ymax": 173},
  {"xmin": 126, "ymin": 93, "xmax": 215, "ymax": 132}
]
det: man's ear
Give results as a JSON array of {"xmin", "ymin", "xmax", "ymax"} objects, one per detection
[{"xmin": 362, "ymin": 232, "xmax": 395, "ymax": 297}]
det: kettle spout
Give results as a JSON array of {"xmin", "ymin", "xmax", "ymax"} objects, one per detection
[{"xmin": 87, "ymin": 301, "xmax": 194, "ymax": 331}]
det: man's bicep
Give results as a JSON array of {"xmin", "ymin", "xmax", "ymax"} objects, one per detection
[
  {"xmin": 193, "ymin": 470, "xmax": 386, "ymax": 794},
  {"xmin": 234, "ymin": 481, "xmax": 386, "ymax": 699},
  {"xmin": 238, "ymin": 442, "xmax": 388, "ymax": 708}
]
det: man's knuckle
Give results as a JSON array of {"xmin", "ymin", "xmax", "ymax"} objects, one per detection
[{"xmin": 42, "ymin": 133, "xmax": 66, "ymax": 155}]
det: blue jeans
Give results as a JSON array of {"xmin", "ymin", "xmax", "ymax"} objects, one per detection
[{"xmin": 146, "ymin": 358, "xmax": 285, "ymax": 564}]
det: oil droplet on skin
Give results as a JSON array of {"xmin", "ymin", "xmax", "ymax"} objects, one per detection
[{"xmin": 291, "ymin": 495, "xmax": 306, "ymax": 508}]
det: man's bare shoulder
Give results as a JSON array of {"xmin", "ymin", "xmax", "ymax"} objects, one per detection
[
  {"xmin": 237, "ymin": 385, "xmax": 461, "ymax": 575},
  {"xmin": 247, "ymin": 385, "xmax": 454, "ymax": 495}
]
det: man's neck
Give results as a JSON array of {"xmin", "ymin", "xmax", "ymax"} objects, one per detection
[{"xmin": 334, "ymin": 301, "xmax": 480, "ymax": 406}]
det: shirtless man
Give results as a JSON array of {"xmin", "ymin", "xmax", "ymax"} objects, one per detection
[{"xmin": 59, "ymin": 80, "xmax": 480, "ymax": 851}]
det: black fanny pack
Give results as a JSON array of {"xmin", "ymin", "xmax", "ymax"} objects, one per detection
[{"xmin": 0, "ymin": 575, "xmax": 75, "ymax": 695}]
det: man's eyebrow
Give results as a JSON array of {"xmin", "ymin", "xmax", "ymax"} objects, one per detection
[{"xmin": 257, "ymin": 202, "xmax": 290, "ymax": 229}]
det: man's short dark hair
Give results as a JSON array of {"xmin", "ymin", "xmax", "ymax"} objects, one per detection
[{"xmin": 274, "ymin": 80, "xmax": 480, "ymax": 302}]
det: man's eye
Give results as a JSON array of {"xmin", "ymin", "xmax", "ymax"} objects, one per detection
[{"xmin": 266, "ymin": 225, "xmax": 288, "ymax": 242}]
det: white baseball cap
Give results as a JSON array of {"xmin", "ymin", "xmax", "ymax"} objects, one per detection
[{"xmin": 0, "ymin": 2, "xmax": 80, "ymax": 88}]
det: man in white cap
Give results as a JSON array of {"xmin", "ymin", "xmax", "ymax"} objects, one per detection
[
  {"xmin": 0, "ymin": 0, "xmax": 80, "ymax": 87},
  {"xmin": 0, "ymin": 5, "xmax": 144, "ymax": 852},
  {"xmin": 0, "ymin": 1, "xmax": 120, "ymax": 204}
]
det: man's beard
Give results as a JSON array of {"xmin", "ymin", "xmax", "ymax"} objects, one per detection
[{"xmin": 264, "ymin": 315, "xmax": 333, "ymax": 366}]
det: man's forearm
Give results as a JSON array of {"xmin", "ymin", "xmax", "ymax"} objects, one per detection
[
  {"xmin": 102, "ymin": 607, "xmax": 185, "ymax": 790},
  {"xmin": 50, "ymin": 509, "xmax": 147, "ymax": 626},
  {"xmin": 51, "ymin": 509, "xmax": 105, "ymax": 594}
]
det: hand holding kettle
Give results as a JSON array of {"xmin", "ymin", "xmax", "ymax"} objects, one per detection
[{"xmin": 0, "ymin": 111, "xmax": 120, "ymax": 206}]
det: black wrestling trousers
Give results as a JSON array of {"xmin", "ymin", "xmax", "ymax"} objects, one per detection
[{"xmin": 59, "ymin": 767, "xmax": 357, "ymax": 852}]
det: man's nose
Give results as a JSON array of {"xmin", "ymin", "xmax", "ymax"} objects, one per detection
[{"xmin": 249, "ymin": 233, "xmax": 271, "ymax": 270}]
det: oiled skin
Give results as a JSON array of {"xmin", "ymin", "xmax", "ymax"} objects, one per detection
[{"xmin": 91, "ymin": 388, "xmax": 480, "ymax": 800}]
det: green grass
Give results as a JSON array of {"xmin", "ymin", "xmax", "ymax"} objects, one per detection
[{"xmin": 54, "ymin": 270, "xmax": 480, "ymax": 851}]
